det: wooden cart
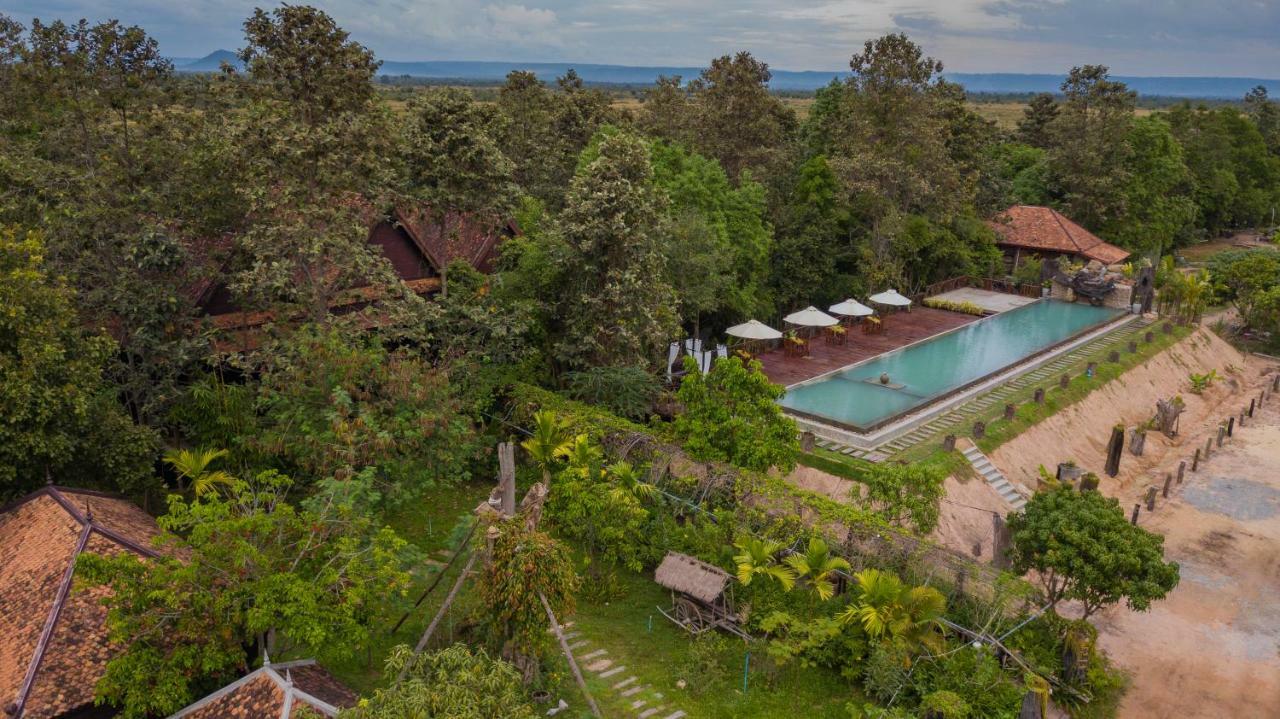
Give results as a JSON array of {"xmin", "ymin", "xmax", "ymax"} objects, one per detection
[{"xmin": 654, "ymin": 552, "xmax": 752, "ymax": 640}]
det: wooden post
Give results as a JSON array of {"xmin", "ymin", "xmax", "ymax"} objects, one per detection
[
  {"xmin": 1129, "ymin": 429, "xmax": 1145, "ymax": 456},
  {"xmin": 1108, "ymin": 350, "xmax": 1120, "ymax": 363},
  {"xmin": 1127, "ymin": 340, "xmax": 1138, "ymax": 354},
  {"xmin": 1162, "ymin": 473, "xmax": 1172, "ymax": 498},
  {"xmin": 1249, "ymin": 398, "xmax": 1256, "ymax": 417},
  {"xmin": 1144, "ymin": 331, "xmax": 1154, "ymax": 343},
  {"xmin": 1131, "ymin": 504, "xmax": 1140, "ymax": 524},
  {"xmin": 1105, "ymin": 426, "xmax": 1124, "ymax": 477},
  {"xmin": 1086, "ymin": 361, "xmax": 1098, "ymax": 377},
  {"xmin": 800, "ymin": 431, "xmax": 815, "ymax": 452},
  {"xmin": 1034, "ymin": 388, "xmax": 1045, "ymax": 404},
  {"xmin": 1162, "ymin": 321, "xmax": 1172, "ymax": 334},
  {"xmin": 1145, "ymin": 486, "xmax": 1157, "ymax": 511},
  {"xmin": 1177, "ymin": 460, "xmax": 1186, "ymax": 484},
  {"xmin": 973, "ymin": 420, "xmax": 986, "ymax": 439},
  {"xmin": 1059, "ymin": 374, "xmax": 1070, "ymax": 389},
  {"xmin": 1191, "ymin": 448, "xmax": 1200, "ymax": 472},
  {"xmin": 1219, "ymin": 423, "xmax": 1228, "ymax": 445},
  {"xmin": 541, "ymin": 592, "xmax": 603, "ymax": 719},
  {"xmin": 1004, "ymin": 403, "xmax": 1016, "ymax": 420},
  {"xmin": 499, "ymin": 442, "xmax": 516, "ymax": 517},
  {"xmin": 1205, "ymin": 437, "xmax": 1213, "ymax": 458},
  {"xmin": 942, "ymin": 434, "xmax": 956, "ymax": 452},
  {"xmin": 1273, "ymin": 374, "xmax": 1279, "ymax": 392},
  {"xmin": 991, "ymin": 513, "xmax": 1011, "ymax": 569}
]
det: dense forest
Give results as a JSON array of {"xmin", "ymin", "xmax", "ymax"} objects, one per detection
[{"xmin": 0, "ymin": 5, "xmax": 1275, "ymax": 718}]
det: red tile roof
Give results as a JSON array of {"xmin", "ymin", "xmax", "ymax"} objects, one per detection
[
  {"xmin": 396, "ymin": 206, "xmax": 517, "ymax": 274},
  {"xmin": 0, "ymin": 487, "xmax": 163, "ymax": 718},
  {"xmin": 169, "ymin": 660, "xmax": 357, "ymax": 719},
  {"xmin": 988, "ymin": 205, "xmax": 1130, "ymax": 265}
]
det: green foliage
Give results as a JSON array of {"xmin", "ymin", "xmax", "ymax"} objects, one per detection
[
  {"xmin": 1166, "ymin": 105, "xmax": 1280, "ymax": 234},
  {"xmin": 838, "ymin": 569, "xmax": 946, "ymax": 656},
  {"xmin": 554, "ymin": 129, "xmax": 677, "ymax": 369},
  {"xmin": 1207, "ymin": 249, "xmax": 1280, "ymax": 330},
  {"xmin": 520, "ymin": 409, "xmax": 574, "ymax": 482},
  {"xmin": 1188, "ymin": 369, "xmax": 1219, "ymax": 394},
  {"xmin": 761, "ymin": 611, "xmax": 866, "ymax": 680},
  {"xmin": 77, "ymin": 473, "xmax": 412, "ymax": 717},
  {"xmin": 479, "ymin": 519, "xmax": 580, "ymax": 665},
  {"xmin": 1103, "ymin": 116, "xmax": 1197, "ymax": 255},
  {"xmin": 1011, "ymin": 256, "xmax": 1044, "ymax": 287},
  {"xmin": 734, "ymin": 538, "xmax": 796, "ymax": 591},
  {"xmin": 849, "ymin": 462, "xmax": 947, "ymax": 534},
  {"xmin": 400, "ymin": 87, "xmax": 516, "ymax": 216},
  {"xmin": 921, "ymin": 298, "xmax": 985, "ymax": 316},
  {"xmin": 1047, "ymin": 65, "xmax": 1136, "ymax": 230},
  {"xmin": 784, "ymin": 538, "xmax": 852, "ymax": 601},
  {"xmin": 546, "ymin": 436, "xmax": 657, "ymax": 572},
  {"xmin": 674, "ymin": 356, "xmax": 799, "ymax": 473},
  {"xmin": 0, "ymin": 228, "xmax": 156, "ymax": 499},
  {"xmin": 563, "ymin": 365, "xmax": 660, "ymax": 420},
  {"xmin": 253, "ymin": 327, "xmax": 477, "ymax": 504},
  {"xmin": 906, "ymin": 646, "xmax": 1023, "ymax": 717},
  {"xmin": 162, "ymin": 447, "xmax": 234, "ymax": 497},
  {"xmin": 340, "ymin": 644, "xmax": 537, "ymax": 719},
  {"xmin": 1008, "ymin": 487, "xmax": 1180, "ymax": 618},
  {"xmin": 919, "ymin": 690, "xmax": 969, "ymax": 719}
]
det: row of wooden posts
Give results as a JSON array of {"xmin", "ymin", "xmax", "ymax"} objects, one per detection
[
  {"xmin": 1125, "ymin": 373, "xmax": 1277, "ymax": 525},
  {"xmin": 942, "ymin": 323, "xmax": 1174, "ymax": 452}
]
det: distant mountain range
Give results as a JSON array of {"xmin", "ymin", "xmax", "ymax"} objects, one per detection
[{"xmin": 174, "ymin": 51, "xmax": 1277, "ymax": 99}]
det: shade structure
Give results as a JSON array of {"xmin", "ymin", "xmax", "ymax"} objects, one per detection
[
  {"xmin": 725, "ymin": 319, "xmax": 783, "ymax": 340},
  {"xmin": 828, "ymin": 298, "xmax": 874, "ymax": 317},
  {"xmin": 868, "ymin": 289, "xmax": 912, "ymax": 307},
  {"xmin": 783, "ymin": 306, "xmax": 839, "ymax": 327}
]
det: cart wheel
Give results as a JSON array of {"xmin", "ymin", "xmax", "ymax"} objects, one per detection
[{"xmin": 674, "ymin": 597, "xmax": 706, "ymax": 632}]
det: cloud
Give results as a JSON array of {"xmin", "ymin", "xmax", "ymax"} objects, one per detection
[{"xmin": 1, "ymin": 0, "xmax": 1276, "ymax": 76}]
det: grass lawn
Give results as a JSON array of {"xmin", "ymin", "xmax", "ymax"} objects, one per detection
[{"xmin": 554, "ymin": 570, "xmax": 860, "ymax": 719}]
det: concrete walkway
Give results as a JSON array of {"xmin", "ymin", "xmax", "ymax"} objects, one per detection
[{"xmin": 928, "ymin": 287, "xmax": 1039, "ymax": 314}]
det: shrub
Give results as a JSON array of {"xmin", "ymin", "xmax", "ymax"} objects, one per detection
[
  {"xmin": 563, "ymin": 365, "xmax": 660, "ymax": 420},
  {"xmin": 922, "ymin": 298, "xmax": 985, "ymax": 316}
]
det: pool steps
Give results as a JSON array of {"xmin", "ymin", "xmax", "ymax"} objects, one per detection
[
  {"xmin": 961, "ymin": 445, "xmax": 1026, "ymax": 511},
  {"xmin": 809, "ymin": 317, "xmax": 1154, "ymax": 461}
]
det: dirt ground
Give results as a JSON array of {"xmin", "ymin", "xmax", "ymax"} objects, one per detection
[
  {"xmin": 1090, "ymin": 389, "xmax": 1280, "ymax": 718},
  {"xmin": 989, "ymin": 329, "xmax": 1263, "ymax": 500}
]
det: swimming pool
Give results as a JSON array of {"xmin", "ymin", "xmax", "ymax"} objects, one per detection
[{"xmin": 779, "ymin": 300, "xmax": 1124, "ymax": 431}]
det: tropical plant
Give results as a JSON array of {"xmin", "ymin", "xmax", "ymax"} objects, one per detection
[
  {"xmin": 340, "ymin": 644, "xmax": 537, "ymax": 719},
  {"xmin": 733, "ymin": 538, "xmax": 796, "ymax": 591},
  {"xmin": 604, "ymin": 460, "xmax": 658, "ymax": 503},
  {"xmin": 163, "ymin": 447, "xmax": 235, "ymax": 497},
  {"xmin": 1188, "ymin": 369, "xmax": 1218, "ymax": 394},
  {"xmin": 839, "ymin": 569, "xmax": 947, "ymax": 655},
  {"xmin": 520, "ymin": 410, "xmax": 574, "ymax": 482},
  {"xmin": 783, "ymin": 538, "xmax": 851, "ymax": 601},
  {"xmin": 850, "ymin": 462, "xmax": 947, "ymax": 534},
  {"xmin": 674, "ymin": 356, "xmax": 799, "ymax": 472}
]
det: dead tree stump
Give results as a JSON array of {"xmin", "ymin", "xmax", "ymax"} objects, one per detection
[
  {"xmin": 1034, "ymin": 388, "xmax": 1046, "ymax": 404},
  {"xmin": 1177, "ymin": 460, "xmax": 1186, "ymax": 484},
  {"xmin": 1105, "ymin": 426, "xmax": 1124, "ymax": 477},
  {"xmin": 1108, "ymin": 350, "xmax": 1120, "ymax": 363},
  {"xmin": 1128, "ymin": 429, "xmax": 1146, "ymax": 456},
  {"xmin": 1004, "ymin": 403, "xmax": 1016, "ymax": 420},
  {"xmin": 973, "ymin": 421, "xmax": 986, "ymax": 439},
  {"xmin": 1217, "ymin": 425, "xmax": 1226, "ymax": 447},
  {"xmin": 942, "ymin": 434, "xmax": 956, "ymax": 452}
]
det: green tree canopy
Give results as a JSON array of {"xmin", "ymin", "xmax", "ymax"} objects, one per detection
[
  {"xmin": 340, "ymin": 644, "xmax": 537, "ymax": 719},
  {"xmin": 0, "ymin": 228, "xmax": 155, "ymax": 499},
  {"xmin": 1007, "ymin": 487, "xmax": 1179, "ymax": 618},
  {"xmin": 400, "ymin": 87, "xmax": 517, "ymax": 216},
  {"xmin": 78, "ymin": 473, "xmax": 413, "ymax": 717},
  {"xmin": 1207, "ymin": 249, "xmax": 1280, "ymax": 330},
  {"xmin": 674, "ymin": 356, "xmax": 799, "ymax": 472},
  {"xmin": 849, "ymin": 462, "xmax": 947, "ymax": 534},
  {"xmin": 1047, "ymin": 65, "xmax": 1136, "ymax": 231}
]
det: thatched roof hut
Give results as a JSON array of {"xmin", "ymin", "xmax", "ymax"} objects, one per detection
[{"xmin": 654, "ymin": 552, "xmax": 731, "ymax": 605}]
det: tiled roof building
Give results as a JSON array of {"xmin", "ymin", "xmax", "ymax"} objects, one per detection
[
  {"xmin": 988, "ymin": 205, "xmax": 1131, "ymax": 267},
  {"xmin": 0, "ymin": 487, "xmax": 163, "ymax": 718},
  {"xmin": 168, "ymin": 660, "xmax": 357, "ymax": 719}
]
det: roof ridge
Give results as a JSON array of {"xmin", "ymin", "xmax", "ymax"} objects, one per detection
[
  {"xmin": 12, "ymin": 523, "xmax": 93, "ymax": 718},
  {"xmin": 1045, "ymin": 207, "xmax": 1086, "ymax": 254}
]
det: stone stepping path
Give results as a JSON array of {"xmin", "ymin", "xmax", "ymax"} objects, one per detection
[
  {"xmin": 554, "ymin": 633, "xmax": 687, "ymax": 719},
  {"xmin": 962, "ymin": 445, "xmax": 1026, "ymax": 511}
]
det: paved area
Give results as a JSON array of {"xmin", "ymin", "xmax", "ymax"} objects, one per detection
[
  {"xmin": 756, "ymin": 306, "xmax": 976, "ymax": 387},
  {"xmin": 927, "ymin": 287, "xmax": 1039, "ymax": 314}
]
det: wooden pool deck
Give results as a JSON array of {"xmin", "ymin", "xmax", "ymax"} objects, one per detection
[{"xmin": 755, "ymin": 307, "xmax": 978, "ymax": 387}]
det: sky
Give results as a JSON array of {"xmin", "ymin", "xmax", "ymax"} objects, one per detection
[{"xmin": 4, "ymin": 0, "xmax": 1279, "ymax": 77}]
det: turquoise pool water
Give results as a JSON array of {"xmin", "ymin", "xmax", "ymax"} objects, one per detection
[{"xmin": 779, "ymin": 300, "xmax": 1124, "ymax": 430}]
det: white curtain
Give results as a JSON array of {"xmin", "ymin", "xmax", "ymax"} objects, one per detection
[{"xmin": 666, "ymin": 342, "xmax": 680, "ymax": 381}]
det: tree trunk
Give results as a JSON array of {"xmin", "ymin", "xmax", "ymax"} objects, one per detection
[
  {"xmin": 540, "ymin": 591, "xmax": 602, "ymax": 718},
  {"xmin": 400, "ymin": 548, "xmax": 479, "ymax": 680}
]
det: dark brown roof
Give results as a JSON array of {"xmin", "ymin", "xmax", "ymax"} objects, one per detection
[
  {"xmin": 0, "ymin": 487, "xmax": 162, "ymax": 718},
  {"xmin": 169, "ymin": 660, "xmax": 357, "ymax": 719},
  {"xmin": 396, "ymin": 206, "xmax": 517, "ymax": 274},
  {"xmin": 988, "ymin": 205, "xmax": 1130, "ymax": 265}
]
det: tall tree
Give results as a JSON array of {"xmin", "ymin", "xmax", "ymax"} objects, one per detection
[
  {"xmin": 0, "ymin": 229, "xmax": 156, "ymax": 499},
  {"xmin": 1243, "ymin": 85, "xmax": 1280, "ymax": 155},
  {"xmin": 638, "ymin": 74, "xmax": 693, "ymax": 144},
  {"xmin": 553, "ymin": 130, "xmax": 676, "ymax": 369},
  {"xmin": 1103, "ymin": 116, "xmax": 1197, "ymax": 256},
  {"xmin": 673, "ymin": 356, "xmax": 799, "ymax": 472},
  {"xmin": 1017, "ymin": 93, "xmax": 1060, "ymax": 149},
  {"xmin": 1047, "ymin": 65, "xmax": 1136, "ymax": 229},
  {"xmin": 341, "ymin": 645, "xmax": 538, "ymax": 719},
  {"xmin": 687, "ymin": 52, "xmax": 795, "ymax": 181},
  {"xmin": 227, "ymin": 5, "xmax": 405, "ymax": 324},
  {"xmin": 400, "ymin": 87, "xmax": 517, "ymax": 216}
]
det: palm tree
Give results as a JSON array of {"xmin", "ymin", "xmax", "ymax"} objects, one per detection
[
  {"xmin": 557, "ymin": 434, "xmax": 604, "ymax": 480},
  {"xmin": 733, "ymin": 538, "xmax": 796, "ymax": 591},
  {"xmin": 784, "ymin": 537, "xmax": 851, "ymax": 601},
  {"xmin": 164, "ymin": 447, "xmax": 235, "ymax": 497},
  {"xmin": 521, "ymin": 410, "xmax": 573, "ymax": 482},
  {"xmin": 839, "ymin": 568, "xmax": 947, "ymax": 655},
  {"xmin": 605, "ymin": 460, "xmax": 657, "ymax": 503}
]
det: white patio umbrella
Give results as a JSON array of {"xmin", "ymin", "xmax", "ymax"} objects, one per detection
[
  {"xmin": 828, "ymin": 298, "xmax": 874, "ymax": 317},
  {"xmin": 783, "ymin": 306, "xmax": 839, "ymax": 327},
  {"xmin": 868, "ymin": 289, "xmax": 912, "ymax": 307},
  {"xmin": 725, "ymin": 319, "xmax": 783, "ymax": 340}
]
